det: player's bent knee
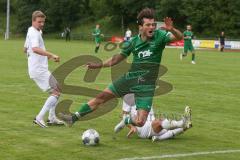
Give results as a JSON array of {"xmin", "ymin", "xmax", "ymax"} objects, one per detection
[{"xmin": 50, "ymin": 89, "xmax": 60, "ymax": 97}]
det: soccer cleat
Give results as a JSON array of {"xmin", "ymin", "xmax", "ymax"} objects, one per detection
[
  {"xmin": 114, "ymin": 114, "xmax": 129, "ymax": 133},
  {"xmin": 183, "ymin": 106, "xmax": 192, "ymax": 129},
  {"xmin": 58, "ymin": 112, "xmax": 74, "ymax": 127},
  {"xmin": 114, "ymin": 119, "xmax": 126, "ymax": 133},
  {"xmin": 191, "ymin": 61, "xmax": 196, "ymax": 64},
  {"xmin": 33, "ymin": 118, "xmax": 48, "ymax": 128},
  {"xmin": 152, "ymin": 136, "xmax": 158, "ymax": 142},
  {"xmin": 47, "ymin": 118, "xmax": 64, "ymax": 126}
]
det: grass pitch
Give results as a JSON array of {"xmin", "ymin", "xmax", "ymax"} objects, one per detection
[{"xmin": 0, "ymin": 39, "xmax": 239, "ymax": 160}]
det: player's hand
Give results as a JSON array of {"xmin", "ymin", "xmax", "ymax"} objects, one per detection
[
  {"xmin": 127, "ymin": 126, "xmax": 137, "ymax": 138},
  {"xmin": 85, "ymin": 62, "xmax": 102, "ymax": 69},
  {"xmin": 52, "ymin": 54, "xmax": 60, "ymax": 62},
  {"xmin": 160, "ymin": 17, "xmax": 174, "ymax": 31}
]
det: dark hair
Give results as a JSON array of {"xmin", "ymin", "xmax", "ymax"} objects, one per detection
[{"xmin": 137, "ymin": 8, "xmax": 155, "ymax": 25}]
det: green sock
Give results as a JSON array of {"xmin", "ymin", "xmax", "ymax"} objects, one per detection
[
  {"xmin": 75, "ymin": 103, "xmax": 93, "ymax": 118},
  {"xmin": 72, "ymin": 114, "xmax": 79, "ymax": 122},
  {"xmin": 192, "ymin": 53, "xmax": 195, "ymax": 61},
  {"xmin": 95, "ymin": 46, "xmax": 99, "ymax": 53},
  {"xmin": 124, "ymin": 116, "xmax": 133, "ymax": 125}
]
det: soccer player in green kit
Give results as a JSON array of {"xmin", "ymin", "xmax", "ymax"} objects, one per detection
[
  {"xmin": 59, "ymin": 8, "xmax": 183, "ymax": 130},
  {"xmin": 181, "ymin": 25, "xmax": 196, "ymax": 64},
  {"xmin": 92, "ymin": 24, "xmax": 103, "ymax": 53}
]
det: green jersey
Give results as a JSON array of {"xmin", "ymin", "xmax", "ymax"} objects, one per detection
[
  {"xmin": 92, "ymin": 28, "xmax": 101, "ymax": 43},
  {"xmin": 183, "ymin": 30, "xmax": 193, "ymax": 44},
  {"xmin": 121, "ymin": 29, "xmax": 171, "ymax": 81},
  {"xmin": 92, "ymin": 28, "xmax": 101, "ymax": 38},
  {"xmin": 108, "ymin": 29, "xmax": 171, "ymax": 111}
]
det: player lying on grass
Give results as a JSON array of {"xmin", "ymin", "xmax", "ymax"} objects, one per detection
[
  {"xmin": 58, "ymin": 8, "xmax": 183, "ymax": 128},
  {"xmin": 114, "ymin": 94, "xmax": 192, "ymax": 141}
]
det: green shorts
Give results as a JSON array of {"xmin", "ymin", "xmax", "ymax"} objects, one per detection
[
  {"xmin": 184, "ymin": 43, "xmax": 194, "ymax": 53},
  {"xmin": 108, "ymin": 74, "xmax": 156, "ymax": 112},
  {"xmin": 95, "ymin": 37, "xmax": 101, "ymax": 44}
]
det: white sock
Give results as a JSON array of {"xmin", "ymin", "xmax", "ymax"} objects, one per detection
[
  {"xmin": 161, "ymin": 119, "xmax": 184, "ymax": 129},
  {"xmin": 157, "ymin": 128, "xmax": 184, "ymax": 140},
  {"xmin": 48, "ymin": 96, "xmax": 59, "ymax": 120},
  {"xmin": 171, "ymin": 128, "xmax": 184, "ymax": 136},
  {"xmin": 157, "ymin": 130, "xmax": 174, "ymax": 140},
  {"xmin": 36, "ymin": 95, "xmax": 58, "ymax": 120},
  {"xmin": 49, "ymin": 106, "xmax": 56, "ymax": 121}
]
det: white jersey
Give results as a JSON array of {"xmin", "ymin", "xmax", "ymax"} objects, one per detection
[
  {"xmin": 24, "ymin": 26, "xmax": 48, "ymax": 78},
  {"xmin": 128, "ymin": 105, "xmax": 156, "ymax": 138},
  {"xmin": 125, "ymin": 30, "xmax": 132, "ymax": 38}
]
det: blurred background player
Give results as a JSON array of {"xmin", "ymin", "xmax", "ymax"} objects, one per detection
[
  {"xmin": 181, "ymin": 25, "xmax": 196, "ymax": 64},
  {"xmin": 219, "ymin": 31, "xmax": 225, "ymax": 52},
  {"xmin": 24, "ymin": 11, "xmax": 64, "ymax": 128},
  {"xmin": 92, "ymin": 24, "xmax": 104, "ymax": 53},
  {"xmin": 114, "ymin": 94, "xmax": 192, "ymax": 141},
  {"xmin": 124, "ymin": 27, "xmax": 132, "ymax": 41},
  {"xmin": 65, "ymin": 27, "xmax": 71, "ymax": 41}
]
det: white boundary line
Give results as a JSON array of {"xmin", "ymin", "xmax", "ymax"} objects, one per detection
[{"xmin": 119, "ymin": 149, "xmax": 240, "ymax": 160}]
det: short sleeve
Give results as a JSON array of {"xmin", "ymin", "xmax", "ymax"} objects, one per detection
[
  {"xmin": 29, "ymin": 31, "xmax": 40, "ymax": 48},
  {"xmin": 156, "ymin": 29, "xmax": 171, "ymax": 44},
  {"xmin": 120, "ymin": 40, "xmax": 134, "ymax": 57},
  {"xmin": 164, "ymin": 32, "xmax": 171, "ymax": 43}
]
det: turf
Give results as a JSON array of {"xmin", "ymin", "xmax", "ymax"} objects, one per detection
[{"xmin": 0, "ymin": 39, "xmax": 239, "ymax": 160}]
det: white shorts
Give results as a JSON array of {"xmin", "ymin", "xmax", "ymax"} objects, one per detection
[{"xmin": 32, "ymin": 71, "xmax": 58, "ymax": 92}]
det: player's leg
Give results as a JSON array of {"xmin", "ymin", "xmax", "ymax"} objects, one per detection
[
  {"xmin": 220, "ymin": 43, "xmax": 224, "ymax": 52},
  {"xmin": 32, "ymin": 72, "xmax": 63, "ymax": 127},
  {"xmin": 46, "ymin": 74, "xmax": 64, "ymax": 125},
  {"xmin": 95, "ymin": 39, "xmax": 100, "ymax": 53},
  {"xmin": 181, "ymin": 44, "xmax": 188, "ymax": 60},
  {"xmin": 59, "ymin": 75, "xmax": 129, "ymax": 126},
  {"xmin": 46, "ymin": 89, "xmax": 64, "ymax": 126},
  {"xmin": 152, "ymin": 106, "xmax": 192, "ymax": 131},
  {"xmin": 151, "ymin": 106, "xmax": 192, "ymax": 141},
  {"xmin": 150, "ymin": 118, "xmax": 184, "ymax": 133},
  {"xmin": 124, "ymin": 96, "xmax": 152, "ymax": 127},
  {"xmin": 152, "ymin": 128, "xmax": 184, "ymax": 141},
  {"xmin": 59, "ymin": 88, "xmax": 116, "ymax": 126},
  {"xmin": 190, "ymin": 45, "xmax": 196, "ymax": 64},
  {"xmin": 114, "ymin": 94, "xmax": 135, "ymax": 133}
]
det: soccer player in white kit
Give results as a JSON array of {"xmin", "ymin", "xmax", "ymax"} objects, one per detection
[
  {"xmin": 114, "ymin": 94, "xmax": 192, "ymax": 141},
  {"xmin": 24, "ymin": 11, "xmax": 63, "ymax": 128}
]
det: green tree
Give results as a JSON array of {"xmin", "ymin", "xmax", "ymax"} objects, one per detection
[{"xmin": 16, "ymin": 0, "xmax": 44, "ymax": 33}]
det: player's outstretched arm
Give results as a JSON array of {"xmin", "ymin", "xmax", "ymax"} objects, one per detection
[
  {"xmin": 161, "ymin": 17, "xmax": 183, "ymax": 42},
  {"xmin": 32, "ymin": 47, "xmax": 60, "ymax": 62},
  {"xmin": 86, "ymin": 54, "xmax": 126, "ymax": 69}
]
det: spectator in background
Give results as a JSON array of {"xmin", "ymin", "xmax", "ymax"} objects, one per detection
[
  {"xmin": 219, "ymin": 31, "xmax": 225, "ymax": 52},
  {"xmin": 124, "ymin": 27, "xmax": 132, "ymax": 41},
  {"xmin": 65, "ymin": 27, "xmax": 71, "ymax": 41}
]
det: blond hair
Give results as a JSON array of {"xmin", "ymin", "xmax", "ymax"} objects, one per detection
[{"xmin": 32, "ymin": 11, "xmax": 46, "ymax": 21}]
